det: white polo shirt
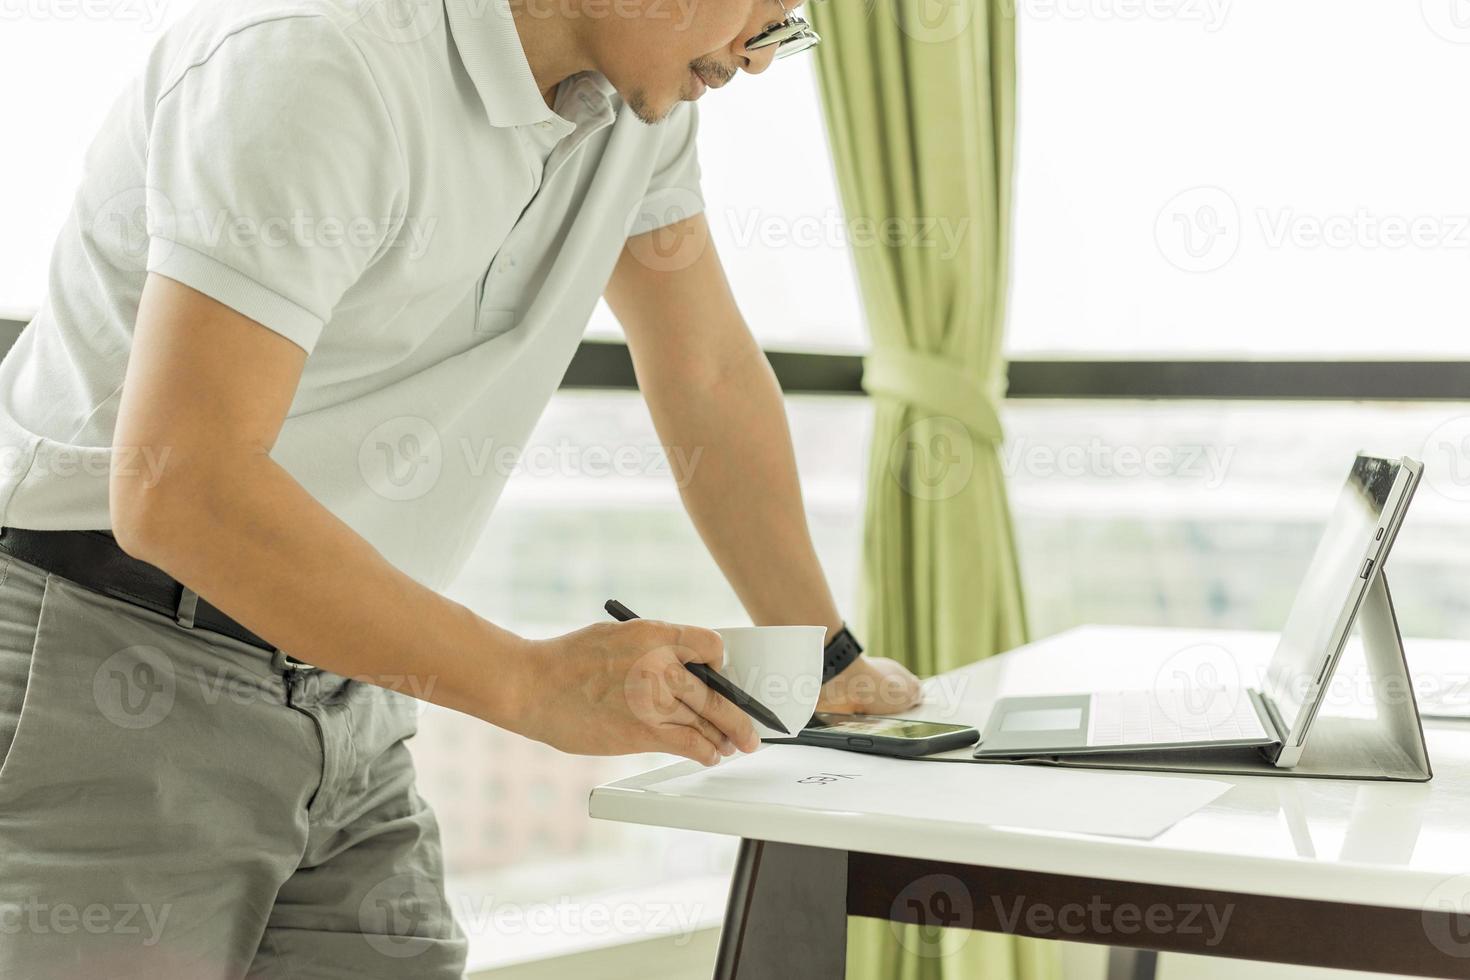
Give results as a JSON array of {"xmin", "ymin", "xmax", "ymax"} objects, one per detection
[{"xmin": 0, "ymin": 0, "xmax": 704, "ymax": 591}]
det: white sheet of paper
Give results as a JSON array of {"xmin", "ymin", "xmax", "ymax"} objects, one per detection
[{"xmin": 646, "ymin": 744, "xmax": 1231, "ymax": 840}]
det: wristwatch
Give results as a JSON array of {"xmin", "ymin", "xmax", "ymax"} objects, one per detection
[{"xmin": 821, "ymin": 623, "xmax": 864, "ymax": 684}]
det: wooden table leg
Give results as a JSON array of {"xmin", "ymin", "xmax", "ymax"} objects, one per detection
[{"xmin": 712, "ymin": 840, "xmax": 848, "ymax": 980}]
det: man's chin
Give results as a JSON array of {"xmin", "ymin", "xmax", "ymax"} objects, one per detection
[{"xmin": 625, "ymin": 89, "xmax": 678, "ymax": 126}]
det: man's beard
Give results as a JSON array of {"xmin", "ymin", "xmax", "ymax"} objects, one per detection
[
  {"xmin": 690, "ymin": 56, "xmax": 734, "ymax": 89},
  {"xmin": 626, "ymin": 58, "xmax": 734, "ymax": 126},
  {"xmin": 626, "ymin": 89, "xmax": 668, "ymax": 125}
]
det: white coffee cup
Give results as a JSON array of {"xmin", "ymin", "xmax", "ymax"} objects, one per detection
[{"xmin": 713, "ymin": 625, "xmax": 827, "ymax": 738}]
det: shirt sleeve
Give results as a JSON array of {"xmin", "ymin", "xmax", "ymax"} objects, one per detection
[
  {"xmin": 626, "ymin": 102, "xmax": 705, "ymax": 237},
  {"xmin": 142, "ymin": 16, "xmax": 408, "ymax": 355}
]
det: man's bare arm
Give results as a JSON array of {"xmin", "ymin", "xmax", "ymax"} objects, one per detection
[
  {"xmin": 604, "ymin": 216, "xmax": 921, "ymax": 713},
  {"xmin": 108, "ymin": 273, "xmax": 756, "ymax": 764}
]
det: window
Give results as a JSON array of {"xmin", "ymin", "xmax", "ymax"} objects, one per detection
[
  {"xmin": 587, "ymin": 56, "xmax": 867, "ymax": 352},
  {"xmin": 1007, "ymin": 1, "xmax": 1470, "ymax": 356},
  {"xmin": 0, "ymin": 0, "xmax": 203, "ymax": 312},
  {"xmin": 1001, "ymin": 4, "xmax": 1470, "ymax": 694},
  {"xmin": 1003, "ymin": 400, "xmax": 1470, "ymax": 642}
]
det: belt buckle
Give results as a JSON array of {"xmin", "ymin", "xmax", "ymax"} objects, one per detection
[{"xmin": 270, "ymin": 649, "xmax": 319, "ymax": 673}]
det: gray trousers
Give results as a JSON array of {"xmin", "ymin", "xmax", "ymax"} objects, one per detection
[{"xmin": 0, "ymin": 553, "xmax": 468, "ymax": 978}]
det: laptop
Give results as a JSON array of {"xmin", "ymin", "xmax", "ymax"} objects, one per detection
[{"xmin": 976, "ymin": 454, "xmax": 1424, "ymax": 769}]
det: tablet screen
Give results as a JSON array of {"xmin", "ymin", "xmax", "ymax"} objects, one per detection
[{"xmin": 1264, "ymin": 455, "xmax": 1405, "ymax": 739}]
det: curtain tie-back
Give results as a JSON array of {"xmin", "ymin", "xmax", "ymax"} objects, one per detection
[{"xmin": 861, "ymin": 346, "xmax": 1004, "ymax": 443}]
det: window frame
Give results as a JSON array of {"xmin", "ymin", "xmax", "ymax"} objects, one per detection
[{"xmin": 5, "ymin": 316, "xmax": 1469, "ymax": 401}]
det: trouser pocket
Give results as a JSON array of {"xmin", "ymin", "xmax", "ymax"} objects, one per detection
[
  {"xmin": 0, "ymin": 558, "xmax": 326, "ymax": 979},
  {"xmin": 0, "ymin": 557, "xmax": 50, "ymax": 795}
]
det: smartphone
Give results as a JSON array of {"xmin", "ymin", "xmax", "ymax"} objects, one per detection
[{"xmin": 784, "ymin": 713, "xmax": 980, "ymax": 758}]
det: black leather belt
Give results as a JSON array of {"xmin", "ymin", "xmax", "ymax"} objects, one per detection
[{"xmin": 0, "ymin": 526, "xmax": 316, "ymax": 671}]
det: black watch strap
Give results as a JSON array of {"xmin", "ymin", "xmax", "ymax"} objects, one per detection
[{"xmin": 822, "ymin": 624, "xmax": 864, "ymax": 683}]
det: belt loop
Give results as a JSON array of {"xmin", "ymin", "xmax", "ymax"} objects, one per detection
[
  {"xmin": 270, "ymin": 649, "xmax": 318, "ymax": 673},
  {"xmin": 175, "ymin": 584, "xmax": 199, "ymax": 629}
]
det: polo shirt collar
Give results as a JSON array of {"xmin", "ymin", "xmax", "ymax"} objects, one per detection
[
  {"xmin": 446, "ymin": 0, "xmax": 559, "ymax": 128},
  {"xmin": 446, "ymin": 0, "xmax": 621, "ymax": 128},
  {"xmin": 586, "ymin": 72, "xmax": 617, "ymax": 100}
]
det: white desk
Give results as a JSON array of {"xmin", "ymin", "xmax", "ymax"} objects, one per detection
[{"xmin": 590, "ymin": 626, "xmax": 1470, "ymax": 980}]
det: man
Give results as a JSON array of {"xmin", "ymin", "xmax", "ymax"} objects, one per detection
[{"xmin": 0, "ymin": 0, "xmax": 922, "ymax": 974}]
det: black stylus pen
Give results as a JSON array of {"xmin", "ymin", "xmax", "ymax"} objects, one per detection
[{"xmin": 604, "ymin": 599, "xmax": 790, "ymax": 735}]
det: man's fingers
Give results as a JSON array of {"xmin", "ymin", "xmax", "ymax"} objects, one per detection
[
  {"xmin": 668, "ymin": 703, "xmax": 735, "ymax": 756},
  {"xmin": 655, "ymin": 724, "xmax": 723, "ymax": 767},
  {"xmin": 624, "ymin": 623, "xmax": 754, "ymax": 755},
  {"xmin": 669, "ymin": 624, "xmax": 725, "ymax": 672},
  {"xmin": 665, "ymin": 662, "xmax": 759, "ymax": 752}
]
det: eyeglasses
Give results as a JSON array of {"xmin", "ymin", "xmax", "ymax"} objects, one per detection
[{"xmin": 745, "ymin": 0, "xmax": 821, "ymax": 59}]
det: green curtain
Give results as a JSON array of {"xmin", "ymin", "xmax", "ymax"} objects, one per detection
[{"xmin": 809, "ymin": 1, "xmax": 1056, "ymax": 978}]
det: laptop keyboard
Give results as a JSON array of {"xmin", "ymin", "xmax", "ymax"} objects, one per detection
[{"xmin": 1089, "ymin": 688, "xmax": 1270, "ymax": 747}]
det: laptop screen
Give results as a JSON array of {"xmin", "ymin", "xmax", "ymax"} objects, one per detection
[{"xmin": 1263, "ymin": 455, "xmax": 1403, "ymax": 738}]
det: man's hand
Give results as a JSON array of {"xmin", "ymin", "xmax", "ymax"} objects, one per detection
[
  {"xmin": 518, "ymin": 619, "xmax": 761, "ymax": 767},
  {"xmin": 816, "ymin": 656, "xmax": 923, "ymax": 715}
]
